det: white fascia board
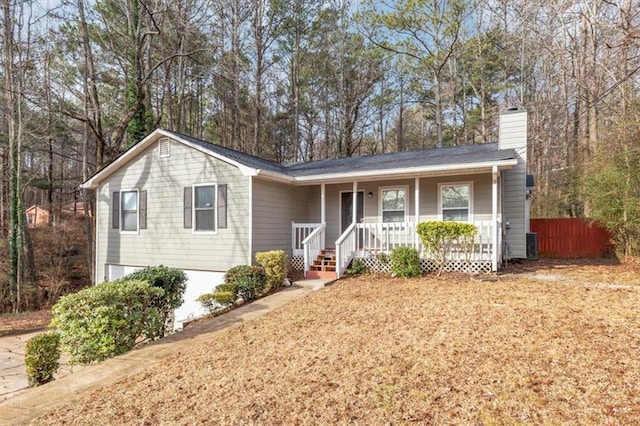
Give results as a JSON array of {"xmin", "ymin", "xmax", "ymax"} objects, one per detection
[
  {"xmin": 170, "ymin": 132, "xmax": 258, "ymax": 177},
  {"xmin": 81, "ymin": 129, "xmax": 262, "ymax": 189},
  {"xmin": 290, "ymin": 159, "xmax": 519, "ymax": 185},
  {"xmin": 81, "ymin": 130, "xmax": 165, "ymax": 189},
  {"xmin": 254, "ymin": 169, "xmax": 295, "ymax": 184}
]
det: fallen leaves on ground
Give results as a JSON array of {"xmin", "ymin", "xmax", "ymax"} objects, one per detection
[
  {"xmin": 503, "ymin": 257, "xmax": 640, "ymax": 286},
  {"xmin": 33, "ymin": 265, "xmax": 640, "ymax": 425},
  {"xmin": 0, "ymin": 310, "xmax": 51, "ymax": 337}
]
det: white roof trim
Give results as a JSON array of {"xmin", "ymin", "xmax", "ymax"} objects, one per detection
[
  {"xmin": 256, "ymin": 158, "xmax": 519, "ymax": 185},
  {"xmin": 81, "ymin": 129, "xmax": 259, "ymax": 189},
  {"xmin": 168, "ymin": 132, "xmax": 258, "ymax": 177},
  {"xmin": 81, "ymin": 129, "xmax": 518, "ymax": 189}
]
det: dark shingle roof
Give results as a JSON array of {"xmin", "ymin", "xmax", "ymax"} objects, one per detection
[
  {"xmin": 168, "ymin": 130, "xmax": 287, "ymax": 174},
  {"xmin": 284, "ymin": 143, "xmax": 515, "ymax": 176},
  {"xmin": 167, "ymin": 130, "xmax": 517, "ymax": 178}
]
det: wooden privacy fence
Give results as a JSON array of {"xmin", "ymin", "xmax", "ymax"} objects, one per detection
[{"xmin": 530, "ymin": 218, "xmax": 613, "ymax": 258}]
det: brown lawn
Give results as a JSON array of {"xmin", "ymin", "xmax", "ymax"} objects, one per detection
[{"xmin": 34, "ymin": 262, "xmax": 640, "ymax": 425}]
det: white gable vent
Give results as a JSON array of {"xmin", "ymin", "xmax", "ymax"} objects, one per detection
[{"xmin": 158, "ymin": 138, "xmax": 171, "ymax": 158}]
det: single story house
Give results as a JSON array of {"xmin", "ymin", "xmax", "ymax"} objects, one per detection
[{"xmin": 82, "ymin": 108, "xmax": 530, "ymax": 328}]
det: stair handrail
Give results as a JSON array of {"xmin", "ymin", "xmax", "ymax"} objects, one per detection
[
  {"xmin": 335, "ymin": 222, "xmax": 357, "ymax": 278},
  {"xmin": 302, "ymin": 223, "xmax": 326, "ymax": 272}
]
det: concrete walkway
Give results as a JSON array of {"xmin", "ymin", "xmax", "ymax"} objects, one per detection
[
  {"xmin": 0, "ymin": 280, "xmax": 330, "ymax": 425},
  {"xmin": 1, "ymin": 333, "xmax": 85, "ymax": 402}
]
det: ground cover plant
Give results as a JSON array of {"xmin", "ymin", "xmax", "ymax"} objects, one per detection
[{"xmin": 33, "ymin": 260, "xmax": 640, "ymax": 425}]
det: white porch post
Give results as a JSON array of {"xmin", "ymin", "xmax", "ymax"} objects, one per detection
[
  {"xmin": 352, "ymin": 181, "xmax": 358, "ymax": 224},
  {"xmin": 352, "ymin": 181, "xmax": 358, "ymax": 252},
  {"xmin": 492, "ymin": 165, "xmax": 499, "ymax": 272},
  {"xmin": 321, "ymin": 183, "xmax": 326, "ymax": 248},
  {"xmin": 415, "ymin": 177, "xmax": 420, "ymax": 250}
]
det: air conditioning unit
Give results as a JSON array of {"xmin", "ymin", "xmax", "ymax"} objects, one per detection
[{"xmin": 526, "ymin": 232, "xmax": 539, "ymax": 260}]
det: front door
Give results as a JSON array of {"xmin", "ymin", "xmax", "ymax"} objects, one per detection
[{"xmin": 341, "ymin": 191, "xmax": 364, "ymax": 233}]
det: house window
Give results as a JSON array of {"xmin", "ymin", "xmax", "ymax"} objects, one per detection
[
  {"xmin": 439, "ymin": 183, "xmax": 472, "ymax": 221},
  {"xmin": 380, "ymin": 187, "xmax": 407, "ymax": 223},
  {"xmin": 121, "ymin": 190, "xmax": 139, "ymax": 231},
  {"xmin": 184, "ymin": 184, "xmax": 227, "ymax": 233},
  {"xmin": 194, "ymin": 185, "xmax": 216, "ymax": 231},
  {"xmin": 112, "ymin": 189, "xmax": 147, "ymax": 232}
]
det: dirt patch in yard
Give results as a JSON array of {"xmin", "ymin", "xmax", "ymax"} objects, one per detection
[{"xmin": 33, "ymin": 267, "xmax": 640, "ymax": 425}]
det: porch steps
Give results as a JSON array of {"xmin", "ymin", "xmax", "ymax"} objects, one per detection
[{"xmin": 306, "ymin": 249, "xmax": 337, "ymax": 279}]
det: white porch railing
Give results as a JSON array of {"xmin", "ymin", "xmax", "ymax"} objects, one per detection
[
  {"xmin": 355, "ymin": 221, "xmax": 494, "ymax": 260},
  {"xmin": 293, "ymin": 220, "xmax": 496, "ymax": 276},
  {"xmin": 335, "ymin": 222, "xmax": 357, "ymax": 277},
  {"xmin": 302, "ymin": 223, "xmax": 326, "ymax": 272},
  {"xmin": 355, "ymin": 222, "xmax": 419, "ymax": 253},
  {"xmin": 292, "ymin": 222, "xmax": 323, "ymax": 256}
]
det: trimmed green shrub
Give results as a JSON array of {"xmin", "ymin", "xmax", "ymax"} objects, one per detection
[
  {"xmin": 256, "ymin": 250, "xmax": 287, "ymax": 293},
  {"xmin": 197, "ymin": 291, "xmax": 236, "ymax": 313},
  {"xmin": 236, "ymin": 267, "xmax": 266, "ymax": 301},
  {"xmin": 216, "ymin": 282, "xmax": 240, "ymax": 297},
  {"xmin": 417, "ymin": 221, "xmax": 478, "ymax": 274},
  {"xmin": 390, "ymin": 247, "xmax": 422, "ymax": 278},
  {"xmin": 224, "ymin": 265, "xmax": 253, "ymax": 285},
  {"xmin": 375, "ymin": 252, "xmax": 390, "ymax": 264},
  {"xmin": 125, "ymin": 266, "xmax": 187, "ymax": 336},
  {"xmin": 25, "ymin": 332, "xmax": 61, "ymax": 387},
  {"xmin": 347, "ymin": 258, "xmax": 367, "ymax": 276},
  {"xmin": 51, "ymin": 279, "xmax": 163, "ymax": 365},
  {"xmin": 198, "ymin": 265, "xmax": 267, "ymax": 313},
  {"xmin": 224, "ymin": 265, "xmax": 266, "ymax": 301}
]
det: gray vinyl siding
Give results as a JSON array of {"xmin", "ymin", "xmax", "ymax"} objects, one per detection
[
  {"xmin": 306, "ymin": 185, "xmax": 321, "ymax": 223},
  {"xmin": 251, "ymin": 178, "xmax": 310, "ymax": 259},
  {"xmin": 499, "ymin": 110, "xmax": 527, "ymax": 259},
  {"xmin": 417, "ymin": 174, "xmax": 493, "ymax": 222},
  {"xmin": 95, "ymin": 138, "xmax": 250, "ymax": 283},
  {"xmin": 317, "ymin": 176, "xmax": 493, "ymax": 247}
]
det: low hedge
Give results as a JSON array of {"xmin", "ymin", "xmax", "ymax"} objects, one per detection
[
  {"xmin": 51, "ymin": 279, "xmax": 163, "ymax": 365},
  {"xmin": 124, "ymin": 266, "xmax": 187, "ymax": 336},
  {"xmin": 416, "ymin": 221, "xmax": 478, "ymax": 274},
  {"xmin": 25, "ymin": 332, "xmax": 61, "ymax": 387},
  {"xmin": 390, "ymin": 246, "xmax": 422, "ymax": 278},
  {"xmin": 224, "ymin": 265, "xmax": 266, "ymax": 301},
  {"xmin": 256, "ymin": 250, "xmax": 287, "ymax": 293}
]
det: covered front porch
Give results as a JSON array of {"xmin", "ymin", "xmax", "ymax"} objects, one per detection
[
  {"xmin": 289, "ymin": 169, "xmax": 504, "ymax": 279},
  {"xmin": 292, "ymin": 220, "xmax": 498, "ymax": 278}
]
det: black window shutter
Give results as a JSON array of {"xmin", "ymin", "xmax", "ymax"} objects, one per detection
[
  {"xmin": 184, "ymin": 187, "xmax": 192, "ymax": 229},
  {"xmin": 112, "ymin": 191, "xmax": 120, "ymax": 229},
  {"xmin": 139, "ymin": 190, "xmax": 147, "ymax": 229},
  {"xmin": 218, "ymin": 184, "xmax": 227, "ymax": 229}
]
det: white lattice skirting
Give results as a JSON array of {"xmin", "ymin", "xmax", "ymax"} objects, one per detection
[
  {"xmin": 291, "ymin": 254, "xmax": 492, "ymax": 274},
  {"xmin": 357, "ymin": 256, "xmax": 492, "ymax": 274},
  {"xmin": 290, "ymin": 256, "xmax": 304, "ymax": 272}
]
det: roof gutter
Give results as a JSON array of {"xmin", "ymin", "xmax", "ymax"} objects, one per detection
[
  {"xmin": 254, "ymin": 169, "xmax": 295, "ymax": 184},
  {"xmin": 288, "ymin": 158, "xmax": 519, "ymax": 185}
]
